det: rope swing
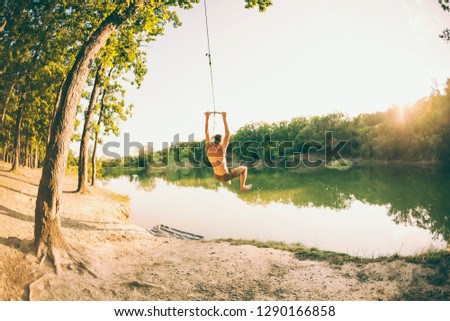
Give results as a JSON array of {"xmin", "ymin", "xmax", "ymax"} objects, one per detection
[{"xmin": 203, "ymin": 0, "xmax": 222, "ymax": 134}]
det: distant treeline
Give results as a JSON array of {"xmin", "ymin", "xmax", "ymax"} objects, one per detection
[
  {"xmin": 111, "ymin": 81, "xmax": 450, "ymax": 169},
  {"xmin": 231, "ymin": 81, "xmax": 450, "ymax": 165}
]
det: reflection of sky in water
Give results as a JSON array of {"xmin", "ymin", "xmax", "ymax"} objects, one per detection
[{"xmin": 102, "ymin": 177, "xmax": 446, "ymax": 257}]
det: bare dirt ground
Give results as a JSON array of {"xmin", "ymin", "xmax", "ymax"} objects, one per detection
[{"xmin": 0, "ymin": 161, "xmax": 448, "ymax": 301}]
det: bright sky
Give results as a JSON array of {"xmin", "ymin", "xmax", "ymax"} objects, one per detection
[{"xmin": 100, "ymin": 0, "xmax": 450, "ymax": 153}]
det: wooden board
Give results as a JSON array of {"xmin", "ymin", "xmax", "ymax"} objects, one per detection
[{"xmin": 148, "ymin": 224, "xmax": 204, "ymax": 240}]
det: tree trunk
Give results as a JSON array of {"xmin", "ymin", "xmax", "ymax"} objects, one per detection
[
  {"xmin": 91, "ymin": 133, "xmax": 99, "ymax": 186},
  {"xmin": 5, "ymin": 132, "xmax": 11, "ymax": 163},
  {"xmin": 11, "ymin": 106, "xmax": 22, "ymax": 173},
  {"xmin": 77, "ymin": 65, "xmax": 103, "ymax": 193},
  {"xmin": 91, "ymin": 67, "xmax": 114, "ymax": 186},
  {"xmin": 1, "ymin": 107, "xmax": 6, "ymax": 126},
  {"xmin": 1, "ymin": 83, "xmax": 14, "ymax": 127},
  {"xmin": 24, "ymin": 130, "xmax": 30, "ymax": 167},
  {"xmin": 34, "ymin": 5, "xmax": 135, "ymax": 269},
  {"xmin": 47, "ymin": 83, "xmax": 63, "ymax": 144},
  {"xmin": 91, "ymin": 102, "xmax": 106, "ymax": 186},
  {"xmin": 34, "ymin": 140, "xmax": 39, "ymax": 168}
]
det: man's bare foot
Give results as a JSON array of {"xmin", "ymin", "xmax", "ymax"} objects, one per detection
[
  {"xmin": 226, "ymin": 180, "xmax": 232, "ymax": 186},
  {"xmin": 240, "ymin": 184, "xmax": 252, "ymax": 191}
]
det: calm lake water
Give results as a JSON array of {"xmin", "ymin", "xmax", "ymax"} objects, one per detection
[{"xmin": 101, "ymin": 165, "xmax": 449, "ymax": 257}]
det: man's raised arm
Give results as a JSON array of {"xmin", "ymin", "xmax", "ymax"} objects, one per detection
[
  {"xmin": 222, "ymin": 112, "xmax": 230, "ymax": 148},
  {"xmin": 205, "ymin": 112, "xmax": 211, "ymax": 145}
]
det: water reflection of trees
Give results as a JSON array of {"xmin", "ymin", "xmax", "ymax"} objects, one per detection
[
  {"xmin": 102, "ymin": 165, "xmax": 450, "ymax": 242},
  {"xmin": 341, "ymin": 166, "xmax": 449, "ymax": 242}
]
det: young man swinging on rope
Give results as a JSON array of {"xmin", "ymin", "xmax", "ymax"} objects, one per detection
[{"xmin": 205, "ymin": 112, "xmax": 252, "ymax": 191}]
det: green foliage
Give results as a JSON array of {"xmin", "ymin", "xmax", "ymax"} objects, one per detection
[
  {"xmin": 1, "ymin": 0, "xmax": 272, "ymax": 166},
  {"xmin": 67, "ymin": 149, "xmax": 78, "ymax": 167},
  {"xmin": 439, "ymin": 0, "xmax": 450, "ymax": 41},
  {"xmin": 244, "ymin": 0, "xmax": 273, "ymax": 11},
  {"xmin": 231, "ymin": 82, "xmax": 450, "ymax": 165},
  {"xmin": 327, "ymin": 159, "xmax": 353, "ymax": 171},
  {"xmin": 0, "ymin": 1, "xmax": 119, "ymax": 164}
]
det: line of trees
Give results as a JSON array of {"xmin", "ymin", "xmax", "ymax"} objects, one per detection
[
  {"xmin": 120, "ymin": 81, "xmax": 450, "ymax": 169},
  {"xmin": 232, "ymin": 81, "xmax": 450, "ymax": 165},
  {"xmin": 0, "ymin": 0, "xmax": 272, "ymax": 272}
]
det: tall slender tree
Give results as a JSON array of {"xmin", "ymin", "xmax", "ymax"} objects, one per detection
[
  {"xmin": 91, "ymin": 75, "xmax": 133, "ymax": 186},
  {"xmin": 10, "ymin": 105, "xmax": 23, "ymax": 172},
  {"xmin": 77, "ymin": 24, "xmax": 148, "ymax": 193},
  {"xmin": 77, "ymin": 64, "xmax": 105, "ymax": 193}
]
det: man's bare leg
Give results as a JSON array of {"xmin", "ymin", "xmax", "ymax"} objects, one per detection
[{"xmin": 240, "ymin": 167, "xmax": 252, "ymax": 191}]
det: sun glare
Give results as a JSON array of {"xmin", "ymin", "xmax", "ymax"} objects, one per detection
[{"xmin": 396, "ymin": 105, "xmax": 407, "ymax": 126}]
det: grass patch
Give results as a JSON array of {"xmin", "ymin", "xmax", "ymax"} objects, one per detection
[
  {"xmin": 403, "ymin": 251, "xmax": 450, "ymax": 286},
  {"xmin": 326, "ymin": 159, "xmax": 353, "ymax": 171},
  {"xmin": 217, "ymin": 238, "xmax": 370, "ymax": 265},
  {"xmin": 109, "ymin": 192, "xmax": 130, "ymax": 204},
  {"xmin": 217, "ymin": 239, "xmax": 306, "ymax": 252},
  {"xmin": 356, "ymin": 271, "xmax": 369, "ymax": 282},
  {"xmin": 216, "ymin": 238, "xmax": 450, "ymax": 271},
  {"xmin": 217, "ymin": 240, "xmax": 449, "ymax": 300},
  {"xmin": 294, "ymin": 247, "xmax": 368, "ymax": 265}
]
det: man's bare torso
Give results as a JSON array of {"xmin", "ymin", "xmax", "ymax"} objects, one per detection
[{"xmin": 206, "ymin": 144, "xmax": 228, "ymax": 176}]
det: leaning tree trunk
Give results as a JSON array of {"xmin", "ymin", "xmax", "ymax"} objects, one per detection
[
  {"xmin": 34, "ymin": 6, "xmax": 135, "ymax": 270},
  {"xmin": 11, "ymin": 106, "xmax": 22, "ymax": 173},
  {"xmin": 77, "ymin": 66, "xmax": 103, "ymax": 193},
  {"xmin": 47, "ymin": 83, "xmax": 63, "ymax": 144}
]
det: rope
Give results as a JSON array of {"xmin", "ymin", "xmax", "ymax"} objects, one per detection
[{"xmin": 203, "ymin": 0, "xmax": 217, "ymax": 134}]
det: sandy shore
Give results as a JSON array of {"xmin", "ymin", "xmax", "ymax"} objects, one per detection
[{"xmin": 0, "ymin": 161, "xmax": 448, "ymax": 300}]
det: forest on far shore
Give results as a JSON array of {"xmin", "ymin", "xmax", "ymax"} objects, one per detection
[
  {"xmin": 232, "ymin": 81, "xmax": 450, "ymax": 164},
  {"xmin": 119, "ymin": 82, "xmax": 450, "ymax": 169}
]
